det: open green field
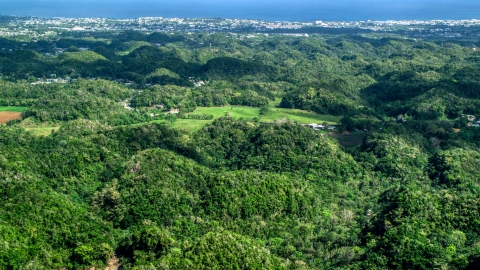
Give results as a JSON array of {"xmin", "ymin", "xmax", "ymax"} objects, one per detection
[
  {"xmin": 260, "ymin": 107, "xmax": 340, "ymax": 124},
  {"xmin": 24, "ymin": 126, "xmax": 61, "ymax": 136},
  {"xmin": 188, "ymin": 105, "xmax": 340, "ymax": 124},
  {"xmin": 146, "ymin": 103, "xmax": 341, "ymax": 132},
  {"xmin": 0, "ymin": 106, "xmax": 28, "ymax": 112},
  {"xmin": 16, "ymin": 117, "xmax": 61, "ymax": 136}
]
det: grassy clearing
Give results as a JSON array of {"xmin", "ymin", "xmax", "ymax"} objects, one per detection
[
  {"xmin": 16, "ymin": 117, "xmax": 60, "ymax": 136},
  {"xmin": 0, "ymin": 106, "xmax": 28, "ymax": 112},
  {"xmin": 264, "ymin": 98, "xmax": 341, "ymax": 123},
  {"xmin": 24, "ymin": 126, "xmax": 60, "ymax": 136},
  {"xmin": 130, "ymin": 98, "xmax": 341, "ymax": 133},
  {"xmin": 189, "ymin": 106, "xmax": 261, "ymax": 119},
  {"xmin": 146, "ymin": 104, "xmax": 341, "ymax": 132},
  {"xmin": 261, "ymin": 108, "xmax": 340, "ymax": 124},
  {"xmin": 188, "ymin": 104, "xmax": 340, "ymax": 124}
]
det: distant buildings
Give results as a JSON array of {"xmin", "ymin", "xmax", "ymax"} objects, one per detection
[
  {"xmin": 31, "ymin": 77, "xmax": 69, "ymax": 85},
  {"xmin": 3, "ymin": 16, "xmax": 480, "ymax": 39}
]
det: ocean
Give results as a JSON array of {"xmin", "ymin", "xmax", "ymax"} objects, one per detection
[{"xmin": 2, "ymin": 0, "xmax": 479, "ymax": 21}]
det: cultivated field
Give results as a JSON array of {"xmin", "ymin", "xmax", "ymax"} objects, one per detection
[
  {"xmin": 0, "ymin": 111, "xmax": 22, "ymax": 123},
  {"xmin": 0, "ymin": 107, "xmax": 27, "ymax": 123}
]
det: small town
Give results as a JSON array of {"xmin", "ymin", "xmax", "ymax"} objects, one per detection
[{"xmin": 1, "ymin": 15, "xmax": 480, "ymax": 41}]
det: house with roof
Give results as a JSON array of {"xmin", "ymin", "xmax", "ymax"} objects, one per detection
[{"xmin": 302, "ymin": 123, "xmax": 324, "ymax": 131}]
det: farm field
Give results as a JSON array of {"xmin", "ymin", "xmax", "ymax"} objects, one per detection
[
  {"xmin": 0, "ymin": 111, "xmax": 21, "ymax": 123},
  {"xmin": 0, "ymin": 106, "xmax": 27, "ymax": 123}
]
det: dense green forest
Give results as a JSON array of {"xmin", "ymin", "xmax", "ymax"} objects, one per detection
[{"xmin": 1, "ymin": 27, "xmax": 480, "ymax": 269}]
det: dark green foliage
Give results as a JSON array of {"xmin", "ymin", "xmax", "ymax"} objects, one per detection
[
  {"xmin": 230, "ymin": 90, "xmax": 270, "ymax": 106},
  {"xmin": 281, "ymin": 86, "xmax": 367, "ymax": 116},
  {"xmin": 191, "ymin": 118, "xmax": 361, "ymax": 179},
  {"xmin": 363, "ymin": 71, "xmax": 432, "ymax": 103},
  {"xmin": 364, "ymin": 183, "xmax": 480, "ymax": 269},
  {"xmin": 429, "ymin": 148, "xmax": 480, "ymax": 187},
  {"xmin": 20, "ymin": 79, "xmax": 154, "ymax": 125},
  {"xmin": 115, "ymin": 30, "xmax": 185, "ymax": 44},
  {"xmin": 202, "ymin": 57, "xmax": 278, "ymax": 79},
  {"xmin": 359, "ymin": 132, "xmax": 428, "ymax": 178},
  {"xmin": 0, "ymin": 127, "xmax": 116, "ymax": 269}
]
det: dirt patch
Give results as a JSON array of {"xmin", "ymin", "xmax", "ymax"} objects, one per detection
[
  {"xmin": 0, "ymin": 111, "xmax": 21, "ymax": 123},
  {"xmin": 453, "ymin": 128, "xmax": 461, "ymax": 133},
  {"xmin": 85, "ymin": 256, "xmax": 120, "ymax": 270},
  {"xmin": 105, "ymin": 256, "xmax": 120, "ymax": 270}
]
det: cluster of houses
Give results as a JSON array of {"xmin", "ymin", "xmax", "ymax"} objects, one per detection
[
  {"xmin": 302, "ymin": 123, "xmax": 336, "ymax": 131},
  {"xmin": 119, "ymin": 100, "xmax": 180, "ymax": 115},
  {"xmin": 188, "ymin": 77, "xmax": 205, "ymax": 88},
  {"xmin": 194, "ymin": 81, "xmax": 205, "ymax": 87},
  {"xmin": 120, "ymin": 99, "xmax": 134, "ymax": 111},
  {"xmin": 42, "ymin": 47, "xmax": 91, "ymax": 57},
  {"xmin": 30, "ymin": 75, "xmax": 139, "ymax": 86},
  {"xmin": 30, "ymin": 74, "xmax": 74, "ymax": 85},
  {"xmin": 111, "ymin": 79, "xmax": 137, "ymax": 87},
  {"xmin": 464, "ymin": 114, "xmax": 480, "ymax": 127}
]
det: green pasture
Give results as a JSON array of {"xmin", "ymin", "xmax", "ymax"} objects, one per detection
[
  {"xmin": 150, "ymin": 103, "xmax": 340, "ymax": 132},
  {"xmin": 24, "ymin": 126, "xmax": 61, "ymax": 136},
  {"xmin": 188, "ymin": 103, "xmax": 341, "ymax": 124},
  {"xmin": 16, "ymin": 117, "xmax": 60, "ymax": 136},
  {"xmin": 0, "ymin": 106, "xmax": 28, "ymax": 112}
]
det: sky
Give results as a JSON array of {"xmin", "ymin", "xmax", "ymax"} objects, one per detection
[{"xmin": 2, "ymin": 0, "xmax": 480, "ymax": 21}]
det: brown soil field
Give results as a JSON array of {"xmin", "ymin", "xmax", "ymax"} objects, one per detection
[{"xmin": 0, "ymin": 111, "xmax": 21, "ymax": 123}]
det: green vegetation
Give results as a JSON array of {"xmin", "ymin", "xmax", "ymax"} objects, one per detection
[
  {"xmin": 59, "ymin": 50, "xmax": 108, "ymax": 63},
  {"xmin": 1, "ymin": 27, "xmax": 480, "ymax": 269},
  {"xmin": 143, "ymin": 104, "xmax": 340, "ymax": 133},
  {"xmin": 0, "ymin": 106, "xmax": 28, "ymax": 112},
  {"xmin": 24, "ymin": 126, "xmax": 60, "ymax": 136}
]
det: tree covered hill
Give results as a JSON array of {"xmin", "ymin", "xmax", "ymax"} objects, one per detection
[
  {"xmin": 1, "ymin": 117, "xmax": 480, "ymax": 268},
  {"xmin": 0, "ymin": 29, "xmax": 480, "ymax": 269}
]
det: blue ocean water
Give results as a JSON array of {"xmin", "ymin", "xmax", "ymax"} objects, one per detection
[{"xmin": 2, "ymin": 0, "xmax": 479, "ymax": 21}]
